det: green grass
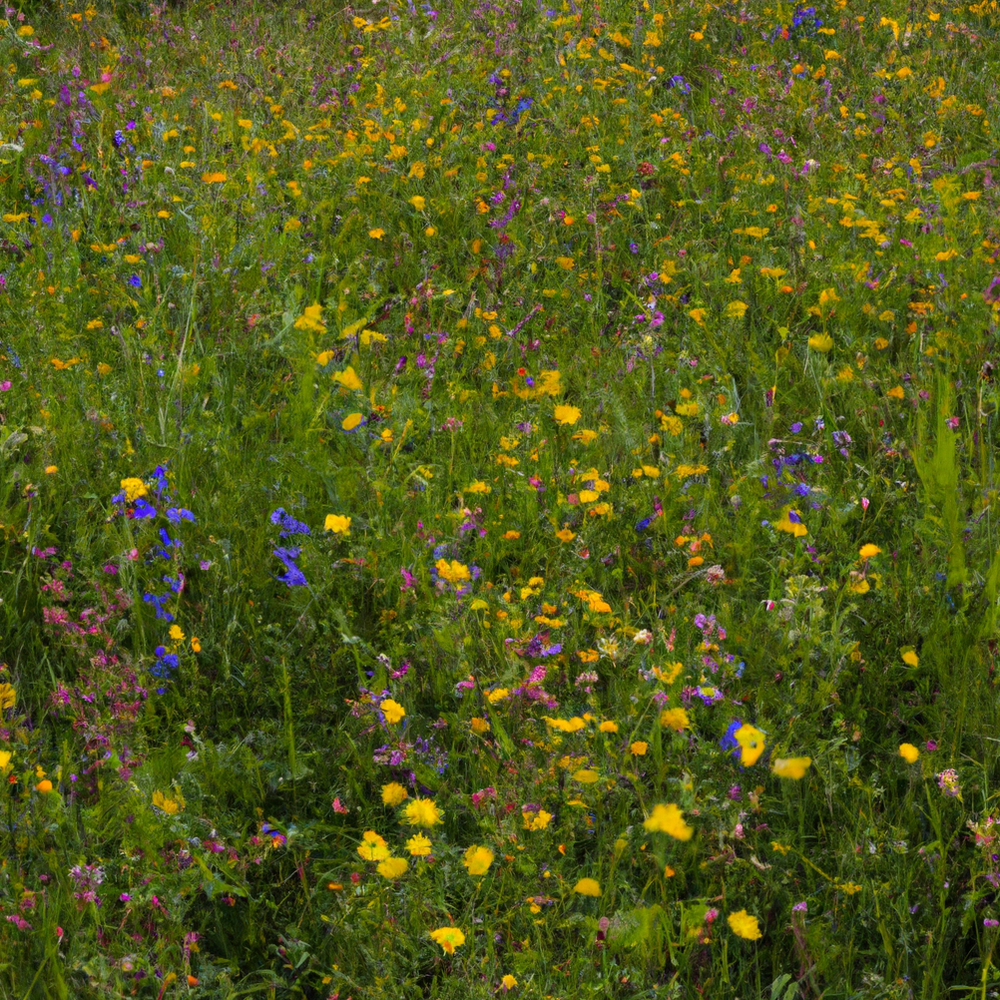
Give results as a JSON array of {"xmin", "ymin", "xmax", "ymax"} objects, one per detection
[{"xmin": 2, "ymin": 0, "xmax": 1000, "ymax": 996}]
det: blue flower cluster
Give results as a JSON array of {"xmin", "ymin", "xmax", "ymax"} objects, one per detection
[
  {"xmin": 270, "ymin": 509, "xmax": 310, "ymax": 587},
  {"xmin": 114, "ymin": 466, "xmax": 197, "ymax": 692},
  {"xmin": 770, "ymin": 5, "xmax": 823, "ymax": 41}
]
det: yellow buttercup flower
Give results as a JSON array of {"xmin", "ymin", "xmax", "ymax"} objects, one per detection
[
  {"xmin": 377, "ymin": 857, "xmax": 409, "ymax": 879},
  {"xmin": 463, "ymin": 845, "xmax": 494, "ymax": 876},
  {"xmin": 324, "ymin": 514, "xmax": 352, "ymax": 535},
  {"xmin": 294, "ymin": 303, "xmax": 326, "ymax": 333},
  {"xmin": 430, "ymin": 926, "xmax": 466, "ymax": 954},
  {"xmin": 120, "ymin": 477, "xmax": 148, "ymax": 502},
  {"xmin": 573, "ymin": 878, "xmax": 601, "ymax": 897},
  {"xmin": 403, "ymin": 798, "xmax": 442, "ymax": 827},
  {"xmin": 728, "ymin": 909, "xmax": 762, "ymax": 940},
  {"xmin": 771, "ymin": 757, "xmax": 812, "ymax": 780},
  {"xmin": 899, "ymin": 743, "xmax": 920, "ymax": 764},
  {"xmin": 643, "ymin": 803, "xmax": 694, "ymax": 841},
  {"xmin": 152, "ymin": 790, "xmax": 180, "ymax": 815},
  {"xmin": 807, "ymin": 333, "xmax": 833, "ymax": 353},
  {"xmin": 381, "ymin": 782, "xmax": 408, "ymax": 806},
  {"xmin": 659, "ymin": 707, "xmax": 690, "ymax": 732},
  {"xmin": 405, "ymin": 833, "xmax": 432, "ymax": 856},
  {"xmin": 553, "ymin": 404, "xmax": 582, "ymax": 426},
  {"xmin": 332, "ymin": 366, "xmax": 363, "ymax": 391},
  {"xmin": 380, "ymin": 699, "xmax": 405, "ymax": 725},
  {"xmin": 734, "ymin": 724, "xmax": 766, "ymax": 766},
  {"xmin": 357, "ymin": 830, "xmax": 390, "ymax": 861}
]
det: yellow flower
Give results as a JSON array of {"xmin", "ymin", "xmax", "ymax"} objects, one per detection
[
  {"xmin": 463, "ymin": 845, "xmax": 494, "ymax": 876},
  {"xmin": 294, "ymin": 304, "xmax": 326, "ymax": 333},
  {"xmin": 573, "ymin": 878, "xmax": 601, "ymax": 897},
  {"xmin": 406, "ymin": 833, "xmax": 432, "ymax": 856},
  {"xmin": 357, "ymin": 830, "xmax": 390, "ymax": 861},
  {"xmin": 470, "ymin": 717, "xmax": 490, "ymax": 734},
  {"xmin": 341, "ymin": 412, "xmax": 365, "ymax": 432},
  {"xmin": 859, "ymin": 544, "xmax": 881, "ymax": 560},
  {"xmin": 36, "ymin": 779, "xmax": 53, "ymax": 794},
  {"xmin": 659, "ymin": 707, "xmax": 690, "ymax": 732},
  {"xmin": 899, "ymin": 743, "xmax": 920, "ymax": 764},
  {"xmin": 152, "ymin": 790, "xmax": 180, "ymax": 815},
  {"xmin": 643, "ymin": 803, "xmax": 694, "ymax": 841},
  {"xmin": 409, "ymin": 195, "xmax": 426, "ymax": 211},
  {"xmin": 630, "ymin": 741, "xmax": 648, "ymax": 756},
  {"xmin": 774, "ymin": 509, "xmax": 807, "ymax": 537},
  {"xmin": 771, "ymin": 757, "xmax": 812, "ymax": 780},
  {"xmin": 725, "ymin": 300, "xmax": 748, "ymax": 318},
  {"xmin": 380, "ymin": 699, "xmax": 405, "ymax": 725},
  {"xmin": 807, "ymin": 333, "xmax": 834, "ymax": 353},
  {"xmin": 599, "ymin": 720, "xmax": 618, "ymax": 733},
  {"xmin": 555, "ymin": 528, "xmax": 576, "ymax": 542},
  {"xmin": 727, "ymin": 909, "xmax": 762, "ymax": 940},
  {"xmin": 673, "ymin": 463, "xmax": 708, "ymax": 478},
  {"xmin": 501, "ymin": 974, "xmax": 518, "ymax": 990},
  {"xmin": 377, "ymin": 857, "xmax": 409, "ymax": 879},
  {"xmin": 573, "ymin": 769, "xmax": 600, "ymax": 784},
  {"xmin": 465, "ymin": 481, "xmax": 491, "ymax": 494},
  {"xmin": 0, "ymin": 683, "xmax": 16, "ymax": 711},
  {"xmin": 369, "ymin": 228, "xmax": 385, "ymax": 240},
  {"xmin": 429, "ymin": 926, "xmax": 466, "ymax": 954},
  {"xmin": 333, "ymin": 366, "xmax": 363, "ymax": 391},
  {"xmin": 201, "ymin": 171, "xmax": 227, "ymax": 183},
  {"xmin": 120, "ymin": 477, "xmax": 148, "ymax": 502},
  {"xmin": 436, "ymin": 558, "xmax": 471, "ymax": 584},
  {"xmin": 381, "ymin": 782, "xmax": 408, "ymax": 807},
  {"xmin": 522, "ymin": 809, "xmax": 552, "ymax": 831},
  {"xmin": 403, "ymin": 798, "xmax": 442, "ymax": 827},
  {"xmin": 901, "ymin": 649, "xmax": 919, "ymax": 668},
  {"xmin": 735, "ymin": 724, "xmax": 766, "ymax": 766},
  {"xmin": 0, "ymin": 750, "xmax": 11, "ymax": 772},
  {"xmin": 44, "ymin": 465, "xmax": 58, "ymax": 475},
  {"xmin": 324, "ymin": 514, "xmax": 352, "ymax": 535},
  {"xmin": 553, "ymin": 404, "xmax": 582, "ymax": 426}
]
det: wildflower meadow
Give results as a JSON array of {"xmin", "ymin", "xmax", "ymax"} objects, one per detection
[{"xmin": 3, "ymin": 0, "xmax": 1000, "ymax": 996}]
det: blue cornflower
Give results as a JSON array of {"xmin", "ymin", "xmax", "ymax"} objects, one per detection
[
  {"xmin": 143, "ymin": 592, "xmax": 174, "ymax": 622},
  {"xmin": 131, "ymin": 498, "xmax": 157, "ymax": 519},
  {"xmin": 720, "ymin": 719, "xmax": 743, "ymax": 758},
  {"xmin": 273, "ymin": 547, "xmax": 307, "ymax": 587},
  {"xmin": 270, "ymin": 508, "xmax": 311, "ymax": 538}
]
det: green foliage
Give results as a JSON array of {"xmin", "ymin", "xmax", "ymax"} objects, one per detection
[{"xmin": 2, "ymin": 0, "xmax": 1000, "ymax": 997}]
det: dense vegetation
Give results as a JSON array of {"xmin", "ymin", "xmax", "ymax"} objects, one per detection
[{"xmin": 3, "ymin": 1, "xmax": 1000, "ymax": 996}]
